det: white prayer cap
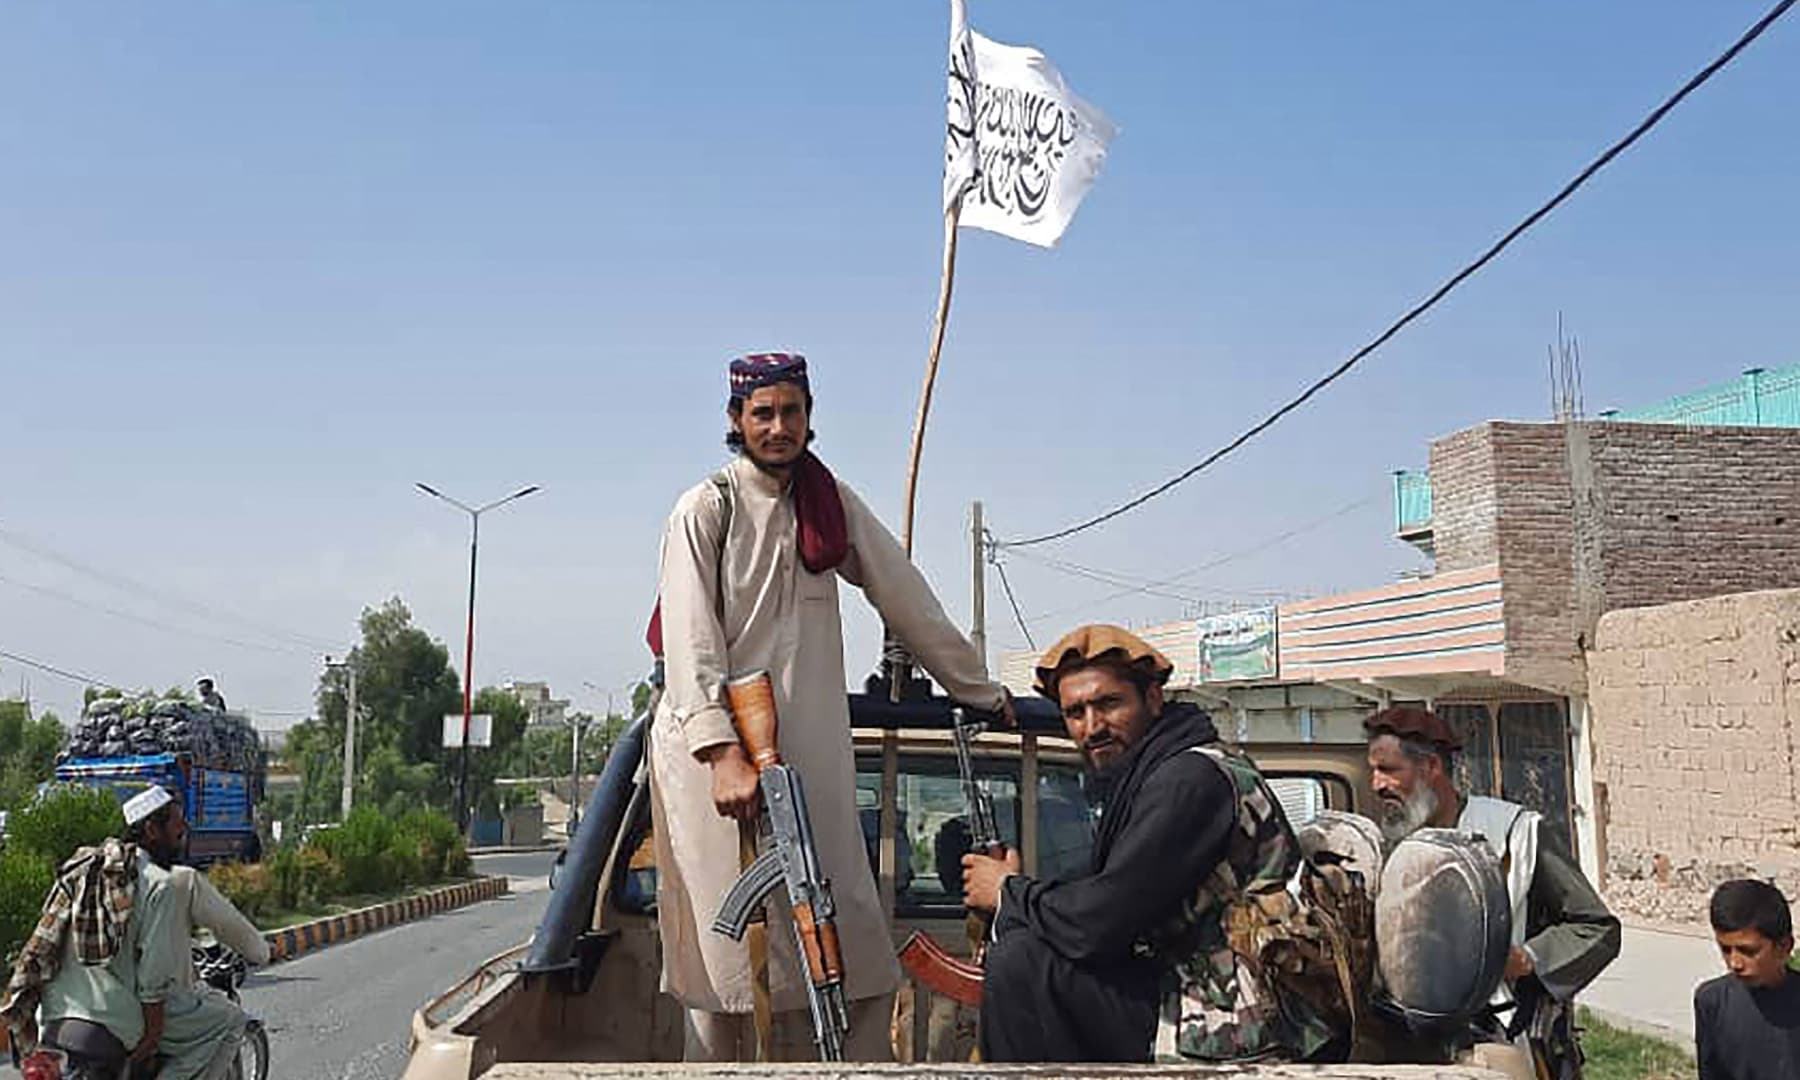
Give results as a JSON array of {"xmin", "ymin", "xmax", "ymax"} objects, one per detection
[{"xmin": 123, "ymin": 786, "xmax": 175, "ymax": 827}]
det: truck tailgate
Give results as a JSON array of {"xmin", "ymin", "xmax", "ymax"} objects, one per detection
[{"xmin": 483, "ymin": 1065, "xmax": 1504, "ymax": 1079}]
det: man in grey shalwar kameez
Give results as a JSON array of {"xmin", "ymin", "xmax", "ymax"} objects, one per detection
[
  {"xmin": 27, "ymin": 787, "xmax": 268, "ymax": 1080},
  {"xmin": 649, "ymin": 353, "xmax": 1011, "ymax": 1062}
]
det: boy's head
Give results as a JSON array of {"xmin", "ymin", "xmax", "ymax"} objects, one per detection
[{"xmin": 1710, "ymin": 879, "xmax": 1795, "ymax": 989}]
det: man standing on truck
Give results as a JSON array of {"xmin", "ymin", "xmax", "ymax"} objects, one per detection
[
  {"xmin": 963, "ymin": 625, "xmax": 1340, "ymax": 1063},
  {"xmin": 649, "ymin": 352, "xmax": 1012, "ymax": 1062},
  {"xmin": 196, "ymin": 678, "xmax": 226, "ymax": 712},
  {"xmin": 1365, "ymin": 706, "xmax": 1620, "ymax": 1080}
]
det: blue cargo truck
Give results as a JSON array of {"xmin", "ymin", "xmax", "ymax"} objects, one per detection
[{"xmin": 55, "ymin": 751, "xmax": 264, "ymax": 865}]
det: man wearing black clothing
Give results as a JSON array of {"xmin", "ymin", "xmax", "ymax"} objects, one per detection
[
  {"xmin": 962, "ymin": 624, "xmax": 1322, "ymax": 1063},
  {"xmin": 1695, "ymin": 879, "xmax": 1800, "ymax": 1080}
]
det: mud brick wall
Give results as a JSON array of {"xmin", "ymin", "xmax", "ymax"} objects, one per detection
[{"xmin": 1589, "ymin": 589, "xmax": 1800, "ymax": 922}]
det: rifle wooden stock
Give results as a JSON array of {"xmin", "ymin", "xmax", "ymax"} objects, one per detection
[
  {"xmin": 726, "ymin": 671, "xmax": 782, "ymax": 770},
  {"xmin": 898, "ymin": 931, "xmax": 984, "ymax": 1008},
  {"xmin": 720, "ymin": 669, "xmax": 851, "ymax": 1060},
  {"xmin": 793, "ymin": 903, "xmax": 845, "ymax": 985}
]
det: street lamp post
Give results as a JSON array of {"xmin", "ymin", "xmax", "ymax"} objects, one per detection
[{"xmin": 416, "ymin": 482, "xmax": 540, "ymax": 833}]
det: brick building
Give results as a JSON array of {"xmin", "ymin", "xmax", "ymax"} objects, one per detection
[{"xmin": 1001, "ymin": 362, "xmax": 1800, "ymax": 888}]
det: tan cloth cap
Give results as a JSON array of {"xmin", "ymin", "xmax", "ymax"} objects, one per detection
[{"xmin": 1033, "ymin": 624, "xmax": 1175, "ymax": 699}]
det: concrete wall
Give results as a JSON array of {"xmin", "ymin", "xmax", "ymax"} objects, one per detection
[
  {"xmin": 1589, "ymin": 588, "xmax": 1800, "ymax": 921},
  {"xmin": 1429, "ymin": 420, "xmax": 1800, "ymax": 697}
]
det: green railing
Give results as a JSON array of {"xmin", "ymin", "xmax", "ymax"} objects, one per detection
[
  {"xmin": 1393, "ymin": 469, "xmax": 1432, "ymax": 534},
  {"xmin": 1607, "ymin": 363, "xmax": 1800, "ymax": 428},
  {"xmin": 1387, "ymin": 363, "xmax": 1796, "ymax": 539}
]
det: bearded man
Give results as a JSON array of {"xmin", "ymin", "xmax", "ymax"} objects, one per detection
[
  {"xmin": 964, "ymin": 625, "xmax": 1340, "ymax": 1064},
  {"xmin": 648, "ymin": 352, "xmax": 1012, "ymax": 1062},
  {"xmin": 1364, "ymin": 706, "xmax": 1619, "ymax": 1079},
  {"xmin": 4, "ymin": 788, "xmax": 266, "ymax": 1080}
]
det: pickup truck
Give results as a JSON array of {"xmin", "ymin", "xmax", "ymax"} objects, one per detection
[{"xmin": 401, "ymin": 681, "xmax": 1495, "ymax": 1080}]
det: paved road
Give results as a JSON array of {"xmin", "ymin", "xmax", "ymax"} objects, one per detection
[
  {"xmin": 463, "ymin": 850, "xmax": 562, "ymax": 882},
  {"xmin": 253, "ymin": 851, "xmax": 556, "ymax": 1080}
]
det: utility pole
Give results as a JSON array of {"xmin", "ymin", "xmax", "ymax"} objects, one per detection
[
  {"xmin": 970, "ymin": 500, "xmax": 987, "ymax": 666},
  {"xmin": 327, "ymin": 656, "xmax": 359, "ymax": 821},
  {"xmin": 569, "ymin": 710, "xmax": 587, "ymax": 833},
  {"xmin": 343, "ymin": 662, "xmax": 358, "ymax": 820}
]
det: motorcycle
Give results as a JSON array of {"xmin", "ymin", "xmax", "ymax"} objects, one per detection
[{"xmin": 20, "ymin": 942, "xmax": 268, "ymax": 1080}]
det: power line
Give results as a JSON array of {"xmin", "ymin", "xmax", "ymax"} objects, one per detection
[
  {"xmin": 1006, "ymin": 550, "xmax": 1213, "ymax": 607},
  {"xmin": 0, "ymin": 648, "xmax": 117, "ymax": 689},
  {"xmin": 998, "ymin": 0, "xmax": 1799, "ymax": 549},
  {"xmin": 0, "ymin": 525, "xmax": 340, "ymax": 654},
  {"xmin": 1008, "ymin": 549, "xmax": 1303, "ymax": 604},
  {"xmin": 1016, "ymin": 495, "xmax": 1377, "ymax": 625},
  {"xmin": 988, "ymin": 553, "xmax": 1036, "ymax": 652},
  {"xmin": 0, "ymin": 573, "xmax": 314, "ymax": 657}
]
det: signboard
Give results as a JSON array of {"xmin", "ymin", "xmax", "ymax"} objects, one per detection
[
  {"xmin": 1197, "ymin": 608, "xmax": 1278, "ymax": 683},
  {"xmin": 442, "ymin": 714, "xmax": 493, "ymax": 749}
]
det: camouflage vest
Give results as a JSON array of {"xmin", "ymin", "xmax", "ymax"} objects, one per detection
[{"xmin": 1150, "ymin": 746, "xmax": 1354, "ymax": 1064}]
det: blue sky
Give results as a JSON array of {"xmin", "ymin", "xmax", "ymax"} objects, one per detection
[{"xmin": 4, "ymin": 2, "xmax": 1797, "ymax": 726}]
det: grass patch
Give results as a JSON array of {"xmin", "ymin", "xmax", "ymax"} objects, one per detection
[{"xmin": 1579, "ymin": 1008, "xmax": 1694, "ymax": 1080}]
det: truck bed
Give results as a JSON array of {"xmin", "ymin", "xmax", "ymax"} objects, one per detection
[{"xmin": 485, "ymin": 1065, "xmax": 1502, "ymax": 1079}]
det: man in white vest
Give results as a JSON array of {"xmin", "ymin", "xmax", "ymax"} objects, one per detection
[{"xmin": 1364, "ymin": 706, "xmax": 1620, "ymax": 1080}]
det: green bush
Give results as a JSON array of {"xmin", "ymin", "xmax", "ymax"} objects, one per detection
[
  {"xmin": 208, "ymin": 861, "xmax": 272, "ymax": 920},
  {"xmin": 0, "ymin": 849, "xmax": 55, "ymax": 965},
  {"xmin": 9, "ymin": 784, "xmax": 125, "ymax": 866},
  {"xmin": 296, "ymin": 843, "xmax": 342, "ymax": 899},
  {"xmin": 393, "ymin": 809, "xmax": 466, "ymax": 882},
  {"xmin": 258, "ymin": 841, "xmax": 345, "ymax": 915},
  {"xmin": 313, "ymin": 807, "xmax": 396, "ymax": 895}
]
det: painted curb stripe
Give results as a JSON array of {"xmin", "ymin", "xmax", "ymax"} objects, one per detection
[{"xmin": 260, "ymin": 876, "xmax": 508, "ymax": 963}]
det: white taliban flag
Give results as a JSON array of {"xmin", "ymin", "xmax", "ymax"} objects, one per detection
[{"xmin": 943, "ymin": 0, "xmax": 1116, "ymax": 248}]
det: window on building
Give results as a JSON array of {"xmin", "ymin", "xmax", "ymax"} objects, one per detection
[{"xmin": 1437, "ymin": 703, "xmax": 1499, "ymax": 797}]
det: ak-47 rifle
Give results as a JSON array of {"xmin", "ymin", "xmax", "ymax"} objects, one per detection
[
  {"xmin": 897, "ymin": 706, "xmax": 1001, "ymax": 1008},
  {"xmin": 711, "ymin": 671, "xmax": 851, "ymax": 1061}
]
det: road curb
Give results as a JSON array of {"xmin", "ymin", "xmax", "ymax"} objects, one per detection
[{"xmin": 266, "ymin": 875, "xmax": 511, "ymax": 963}]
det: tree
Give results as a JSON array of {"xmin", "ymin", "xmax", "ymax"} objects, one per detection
[
  {"xmin": 466, "ymin": 687, "xmax": 528, "ymax": 819},
  {"xmin": 357, "ymin": 744, "xmax": 438, "ymax": 818},
  {"xmin": 0, "ymin": 702, "xmax": 66, "ymax": 809},
  {"xmin": 298, "ymin": 597, "xmax": 539, "ymax": 824},
  {"xmin": 280, "ymin": 717, "xmax": 342, "ymax": 828},
  {"xmin": 312, "ymin": 598, "xmax": 463, "ymax": 815},
  {"xmin": 500, "ymin": 717, "xmax": 611, "ymax": 780}
]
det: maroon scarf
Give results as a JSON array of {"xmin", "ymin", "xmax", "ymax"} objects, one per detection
[{"xmin": 645, "ymin": 453, "xmax": 848, "ymax": 657}]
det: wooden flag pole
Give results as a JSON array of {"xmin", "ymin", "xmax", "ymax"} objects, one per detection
[{"xmin": 900, "ymin": 198, "xmax": 965, "ymax": 556}]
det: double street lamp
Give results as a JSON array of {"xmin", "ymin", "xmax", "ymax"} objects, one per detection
[{"xmin": 416, "ymin": 482, "xmax": 540, "ymax": 833}]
